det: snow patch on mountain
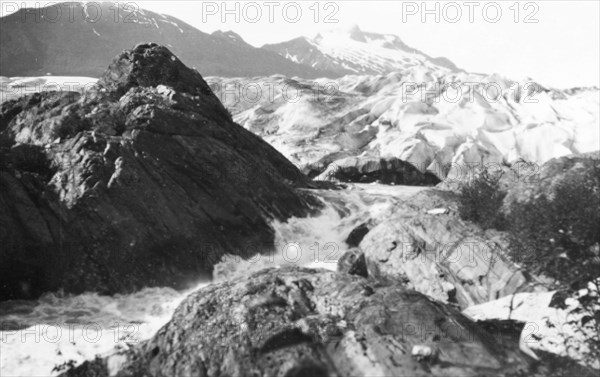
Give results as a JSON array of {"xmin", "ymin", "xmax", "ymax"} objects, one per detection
[{"xmin": 263, "ymin": 25, "xmax": 461, "ymax": 77}]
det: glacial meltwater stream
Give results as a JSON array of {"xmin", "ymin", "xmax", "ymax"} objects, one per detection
[{"xmin": 0, "ymin": 184, "xmax": 425, "ymax": 376}]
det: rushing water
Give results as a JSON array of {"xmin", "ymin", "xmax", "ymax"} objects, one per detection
[{"xmin": 0, "ymin": 184, "xmax": 425, "ymax": 376}]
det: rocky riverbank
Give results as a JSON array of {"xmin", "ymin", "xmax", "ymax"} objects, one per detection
[
  {"xmin": 1, "ymin": 44, "xmax": 597, "ymax": 376},
  {"xmin": 64, "ymin": 266, "xmax": 535, "ymax": 377},
  {"xmin": 0, "ymin": 43, "xmax": 319, "ymax": 300}
]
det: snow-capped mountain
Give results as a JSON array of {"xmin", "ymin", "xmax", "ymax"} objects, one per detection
[
  {"xmin": 1, "ymin": 4, "xmax": 460, "ymax": 80},
  {"xmin": 0, "ymin": 2, "xmax": 336, "ymax": 78},
  {"xmin": 263, "ymin": 24, "xmax": 462, "ymax": 77}
]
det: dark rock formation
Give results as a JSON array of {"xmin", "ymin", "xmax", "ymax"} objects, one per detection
[
  {"xmin": 320, "ymin": 157, "xmax": 441, "ymax": 185},
  {"xmin": 345, "ymin": 222, "xmax": 370, "ymax": 248},
  {"xmin": 63, "ymin": 267, "xmax": 534, "ymax": 377},
  {"xmin": 0, "ymin": 43, "xmax": 318, "ymax": 300},
  {"xmin": 336, "ymin": 249, "xmax": 368, "ymax": 278}
]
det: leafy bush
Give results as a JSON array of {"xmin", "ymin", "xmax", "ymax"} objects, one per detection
[
  {"xmin": 458, "ymin": 159, "xmax": 600, "ymax": 366},
  {"xmin": 506, "ymin": 165, "xmax": 600, "ymax": 287},
  {"xmin": 565, "ymin": 282, "xmax": 600, "ymax": 369},
  {"xmin": 457, "ymin": 160, "xmax": 600, "ymax": 287},
  {"xmin": 457, "ymin": 169, "xmax": 506, "ymax": 230}
]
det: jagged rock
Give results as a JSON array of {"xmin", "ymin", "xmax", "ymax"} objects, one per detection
[
  {"xmin": 97, "ymin": 43, "xmax": 220, "ymax": 100},
  {"xmin": 316, "ymin": 157, "xmax": 440, "ymax": 185},
  {"xmin": 63, "ymin": 267, "xmax": 534, "ymax": 377},
  {"xmin": 345, "ymin": 222, "xmax": 370, "ymax": 247},
  {"xmin": 360, "ymin": 189, "xmax": 538, "ymax": 308},
  {"xmin": 0, "ymin": 44, "xmax": 318, "ymax": 300},
  {"xmin": 336, "ymin": 249, "xmax": 368, "ymax": 278}
]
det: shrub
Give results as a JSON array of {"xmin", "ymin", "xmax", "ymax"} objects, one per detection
[
  {"xmin": 457, "ymin": 169, "xmax": 506, "ymax": 230},
  {"xmin": 506, "ymin": 161, "xmax": 600, "ymax": 367},
  {"xmin": 506, "ymin": 165, "xmax": 600, "ymax": 287},
  {"xmin": 458, "ymin": 159, "xmax": 600, "ymax": 366},
  {"xmin": 457, "ymin": 160, "xmax": 600, "ymax": 287}
]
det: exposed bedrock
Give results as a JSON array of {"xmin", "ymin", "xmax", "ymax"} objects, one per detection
[
  {"xmin": 314, "ymin": 156, "xmax": 441, "ymax": 185},
  {"xmin": 0, "ymin": 43, "xmax": 318, "ymax": 300},
  {"xmin": 63, "ymin": 267, "xmax": 535, "ymax": 377},
  {"xmin": 359, "ymin": 189, "xmax": 538, "ymax": 308}
]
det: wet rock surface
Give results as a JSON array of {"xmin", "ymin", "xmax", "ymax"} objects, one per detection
[
  {"xmin": 0, "ymin": 44, "xmax": 318, "ymax": 300},
  {"xmin": 360, "ymin": 189, "xmax": 537, "ymax": 308},
  {"xmin": 336, "ymin": 248, "xmax": 368, "ymax": 278},
  {"xmin": 344, "ymin": 222, "xmax": 370, "ymax": 248},
  {"xmin": 63, "ymin": 267, "xmax": 535, "ymax": 377}
]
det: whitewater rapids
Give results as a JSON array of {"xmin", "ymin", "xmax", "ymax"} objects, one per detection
[{"xmin": 0, "ymin": 183, "xmax": 425, "ymax": 376}]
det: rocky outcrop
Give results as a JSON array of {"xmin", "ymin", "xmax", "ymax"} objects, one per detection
[
  {"xmin": 359, "ymin": 189, "xmax": 539, "ymax": 308},
  {"xmin": 0, "ymin": 43, "xmax": 318, "ymax": 300},
  {"xmin": 315, "ymin": 157, "xmax": 440, "ymax": 185},
  {"xmin": 64, "ymin": 266, "xmax": 534, "ymax": 377},
  {"xmin": 336, "ymin": 248, "xmax": 368, "ymax": 277},
  {"xmin": 344, "ymin": 222, "xmax": 370, "ymax": 248}
]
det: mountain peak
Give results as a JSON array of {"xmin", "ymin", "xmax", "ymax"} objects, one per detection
[
  {"xmin": 314, "ymin": 24, "xmax": 366, "ymax": 42},
  {"xmin": 267, "ymin": 26, "xmax": 462, "ymax": 76},
  {"xmin": 346, "ymin": 24, "xmax": 367, "ymax": 42},
  {"xmin": 98, "ymin": 43, "xmax": 214, "ymax": 97}
]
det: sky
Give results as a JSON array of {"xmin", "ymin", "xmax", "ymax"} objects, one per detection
[{"xmin": 2, "ymin": 1, "xmax": 599, "ymax": 88}]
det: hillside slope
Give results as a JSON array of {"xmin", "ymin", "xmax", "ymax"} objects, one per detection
[{"xmin": 0, "ymin": 2, "xmax": 336, "ymax": 78}]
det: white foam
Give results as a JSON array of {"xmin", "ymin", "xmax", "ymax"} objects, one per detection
[
  {"xmin": 0, "ymin": 284, "xmax": 207, "ymax": 376},
  {"xmin": 1, "ymin": 184, "xmax": 423, "ymax": 376}
]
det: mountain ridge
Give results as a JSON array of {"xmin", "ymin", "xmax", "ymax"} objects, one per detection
[
  {"xmin": 0, "ymin": 2, "xmax": 338, "ymax": 78},
  {"xmin": 1, "ymin": 3, "xmax": 463, "ymax": 80},
  {"xmin": 263, "ymin": 24, "xmax": 463, "ymax": 76}
]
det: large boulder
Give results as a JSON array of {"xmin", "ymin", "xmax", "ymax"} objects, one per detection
[
  {"xmin": 360, "ymin": 190, "xmax": 538, "ymax": 308},
  {"xmin": 63, "ymin": 266, "xmax": 534, "ymax": 377},
  {"xmin": 0, "ymin": 43, "xmax": 318, "ymax": 300}
]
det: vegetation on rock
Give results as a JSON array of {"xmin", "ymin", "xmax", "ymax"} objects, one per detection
[{"xmin": 457, "ymin": 155, "xmax": 600, "ymax": 366}]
